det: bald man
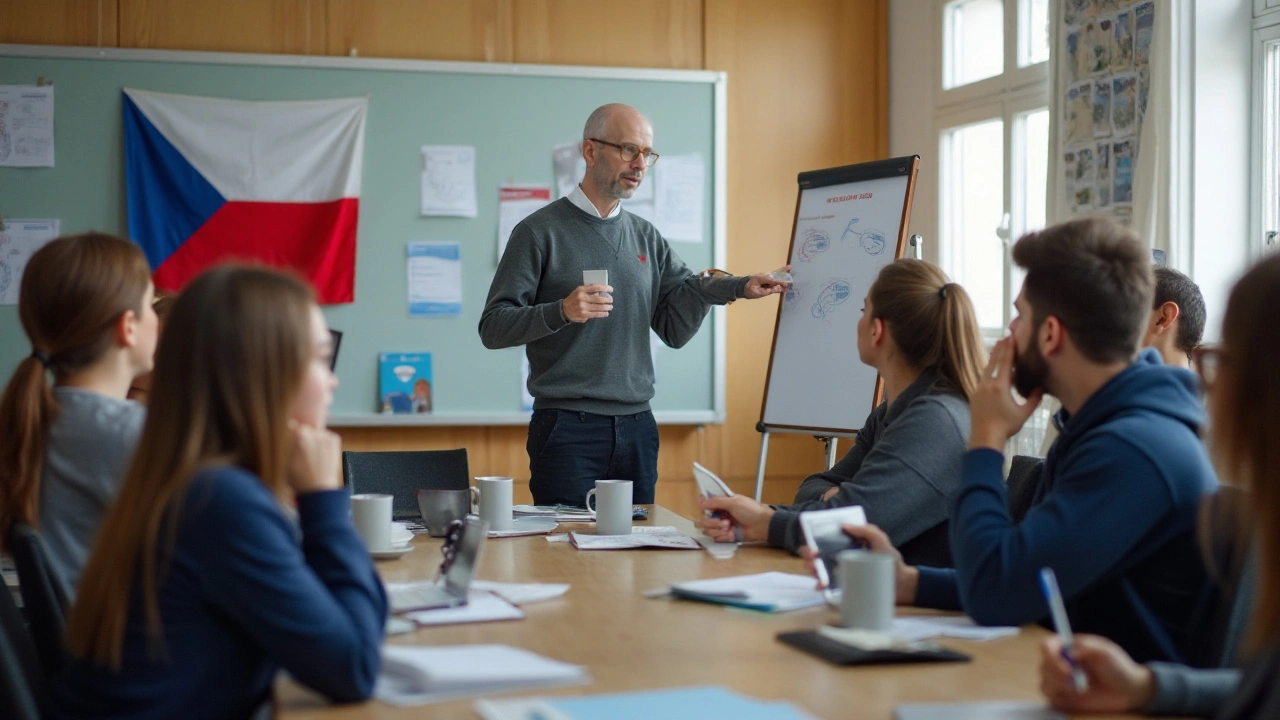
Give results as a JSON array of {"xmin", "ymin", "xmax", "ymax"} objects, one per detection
[{"xmin": 480, "ymin": 103, "xmax": 787, "ymax": 506}]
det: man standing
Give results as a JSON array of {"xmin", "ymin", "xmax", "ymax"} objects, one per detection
[{"xmin": 479, "ymin": 103, "xmax": 787, "ymax": 506}]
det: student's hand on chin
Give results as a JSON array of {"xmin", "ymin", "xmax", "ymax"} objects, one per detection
[
  {"xmin": 969, "ymin": 336, "xmax": 1044, "ymax": 450},
  {"xmin": 1039, "ymin": 635, "xmax": 1155, "ymax": 713},
  {"xmin": 286, "ymin": 420, "xmax": 343, "ymax": 494},
  {"xmin": 696, "ymin": 496, "xmax": 773, "ymax": 542}
]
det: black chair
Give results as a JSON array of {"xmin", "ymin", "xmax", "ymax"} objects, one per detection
[
  {"xmin": 0, "ymin": 583, "xmax": 44, "ymax": 720},
  {"xmin": 342, "ymin": 449, "xmax": 470, "ymax": 520},
  {"xmin": 9, "ymin": 524, "xmax": 70, "ymax": 680},
  {"xmin": 1005, "ymin": 455, "xmax": 1045, "ymax": 525}
]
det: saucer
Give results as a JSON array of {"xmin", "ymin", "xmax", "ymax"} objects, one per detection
[{"xmin": 371, "ymin": 545, "xmax": 415, "ymax": 561}]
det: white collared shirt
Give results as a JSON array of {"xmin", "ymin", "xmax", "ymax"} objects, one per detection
[{"xmin": 567, "ymin": 183, "xmax": 622, "ymax": 219}]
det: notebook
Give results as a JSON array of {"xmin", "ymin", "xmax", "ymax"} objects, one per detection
[
  {"xmin": 668, "ymin": 572, "xmax": 826, "ymax": 612},
  {"xmin": 375, "ymin": 644, "xmax": 589, "ymax": 707},
  {"xmin": 569, "ymin": 526, "xmax": 701, "ymax": 550}
]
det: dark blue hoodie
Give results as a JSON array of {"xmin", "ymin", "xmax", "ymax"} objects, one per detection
[{"xmin": 915, "ymin": 349, "xmax": 1220, "ymax": 665}]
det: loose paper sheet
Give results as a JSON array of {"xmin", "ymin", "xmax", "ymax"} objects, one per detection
[
  {"xmin": 654, "ymin": 153, "xmax": 705, "ymax": 242},
  {"xmin": 0, "ymin": 86, "xmax": 55, "ymax": 167},
  {"xmin": 497, "ymin": 185, "xmax": 551, "ymax": 261},
  {"xmin": 407, "ymin": 241, "xmax": 462, "ymax": 316},
  {"xmin": 421, "ymin": 145, "xmax": 477, "ymax": 217},
  {"xmin": 0, "ymin": 219, "xmax": 59, "ymax": 304},
  {"xmin": 552, "ymin": 142, "xmax": 585, "ymax": 199}
]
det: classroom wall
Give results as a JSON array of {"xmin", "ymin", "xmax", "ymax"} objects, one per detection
[{"xmin": 0, "ymin": 0, "xmax": 888, "ymax": 518}]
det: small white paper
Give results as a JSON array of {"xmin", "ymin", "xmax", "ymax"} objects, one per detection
[
  {"xmin": 407, "ymin": 242, "xmax": 462, "ymax": 316},
  {"xmin": 0, "ymin": 86, "xmax": 55, "ymax": 167},
  {"xmin": 403, "ymin": 592, "xmax": 524, "ymax": 627},
  {"xmin": 421, "ymin": 145, "xmax": 477, "ymax": 217},
  {"xmin": 498, "ymin": 185, "xmax": 551, "ymax": 261},
  {"xmin": 552, "ymin": 142, "xmax": 585, "ymax": 199},
  {"xmin": 890, "ymin": 616, "xmax": 1020, "ymax": 642},
  {"xmin": 469, "ymin": 580, "xmax": 570, "ymax": 606},
  {"xmin": 654, "ymin": 153, "xmax": 705, "ymax": 242},
  {"xmin": 0, "ymin": 219, "xmax": 59, "ymax": 304}
]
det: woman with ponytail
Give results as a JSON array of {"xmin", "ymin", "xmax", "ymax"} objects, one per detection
[
  {"xmin": 697, "ymin": 259, "xmax": 986, "ymax": 566},
  {"xmin": 0, "ymin": 232, "xmax": 157, "ymax": 591}
]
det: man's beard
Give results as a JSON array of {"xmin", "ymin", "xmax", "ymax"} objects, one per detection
[{"xmin": 1013, "ymin": 337, "xmax": 1049, "ymax": 399}]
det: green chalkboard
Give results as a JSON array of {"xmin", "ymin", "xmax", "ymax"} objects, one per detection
[{"xmin": 0, "ymin": 45, "xmax": 725, "ymax": 425}]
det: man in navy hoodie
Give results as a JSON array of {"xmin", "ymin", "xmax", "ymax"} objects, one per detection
[{"xmin": 841, "ymin": 217, "xmax": 1219, "ymax": 666}]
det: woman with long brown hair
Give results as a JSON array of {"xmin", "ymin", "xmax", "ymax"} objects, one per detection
[
  {"xmin": 697, "ymin": 259, "xmax": 987, "ymax": 567},
  {"xmin": 0, "ymin": 232, "xmax": 157, "ymax": 591},
  {"xmin": 1038, "ymin": 253, "xmax": 1280, "ymax": 718},
  {"xmin": 52, "ymin": 265, "xmax": 387, "ymax": 718}
]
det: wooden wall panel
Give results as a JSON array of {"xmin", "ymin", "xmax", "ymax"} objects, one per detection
[
  {"xmin": 118, "ymin": 0, "xmax": 326, "ymax": 54},
  {"xmin": 704, "ymin": 0, "xmax": 888, "ymax": 501},
  {"xmin": 0, "ymin": 0, "xmax": 117, "ymax": 46},
  {"xmin": 511, "ymin": 0, "xmax": 702, "ymax": 69},
  {"xmin": 325, "ymin": 0, "xmax": 513, "ymax": 62}
]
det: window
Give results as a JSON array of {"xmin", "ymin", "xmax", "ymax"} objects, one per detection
[
  {"xmin": 1255, "ymin": 22, "xmax": 1280, "ymax": 254},
  {"xmin": 937, "ymin": 0, "xmax": 1051, "ymax": 334}
]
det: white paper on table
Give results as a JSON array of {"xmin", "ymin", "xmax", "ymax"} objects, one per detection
[
  {"xmin": 890, "ymin": 616, "xmax": 1020, "ymax": 642},
  {"xmin": 0, "ymin": 86, "xmax": 55, "ymax": 167},
  {"xmin": 569, "ymin": 526, "xmax": 701, "ymax": 550},
  {"xmin": 552, "ymin": 142, "xmax": 585, "ymax": 199},
  {"xmin": 469, "ymin": 580, "xmax": 570, "ymax": 605},
  {"xmin": 497, "ymin": 185, "xmax": 552, "ymax": 261},
  {"xmin": 403, "ymin": 592, "xmax": 524, "ymax": 626},
  {"xmin": 0, "ymin": 219, "xmax": 59, "ymax": 304},
  {"xmin": 670, "ymin": 572, "xmax": 826, "ymax": 612},
  {"xmin": 654, "ymin": 153, "xmax": 704, "ymax": 242},
  {"xmin": 420, "ymin": 145, "xmax": 477, "ymax": 217},
  {"xmin": 375, "ymin": 643, "xmax": 588, "ymax": 707},
  {"xmin": 406, "ymin": 241, "xmax": 462, "ymax": 316}
]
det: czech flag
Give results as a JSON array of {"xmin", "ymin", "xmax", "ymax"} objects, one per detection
[{"xmin": 123, "ymin": 88, "xmax": 367, "ymax": 304}]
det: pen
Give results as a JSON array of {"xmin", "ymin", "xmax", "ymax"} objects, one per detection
[{"xmin": 1040, "ymin": 567, "xmax": 1088, "ymax": 693}]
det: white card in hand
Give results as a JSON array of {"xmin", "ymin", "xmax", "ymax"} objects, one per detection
[
  {"xmin": 798, "ymin": 505, "xmax": 867, "ymax": 589},
  {"xmin": 582, "ymin": 269, "xmax": 608, "ymax": 287}
]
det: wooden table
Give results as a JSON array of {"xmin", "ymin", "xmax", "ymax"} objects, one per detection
[{"xmin": 278, "ymin": 507, "xmax": 1142, "ymax": 719}]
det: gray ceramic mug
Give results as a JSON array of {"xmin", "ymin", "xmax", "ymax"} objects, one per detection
[{"xmin": 416, "ymin": 488, "xmax": 476, "ymax": 537}]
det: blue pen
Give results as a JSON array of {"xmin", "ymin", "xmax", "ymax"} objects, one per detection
[{"xmin": 1040, "ymin": 567, "xmax": 1088, "ymax": 693}]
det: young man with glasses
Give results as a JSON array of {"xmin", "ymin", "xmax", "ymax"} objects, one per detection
[
  {"xmin": 831, "ymin": 217, "xmax": 1221, "ymax": 666},
  {"xmin": 479, "ymin": 103, "xmax": 788, "ymax": 507}
]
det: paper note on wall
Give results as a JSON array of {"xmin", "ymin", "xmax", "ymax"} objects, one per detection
[
  {"xmin": 407, "ymin": 241, "xmax": 462, "ymax": 316},
  {"xmin": 0, "ymin": 86, "xmax": 55, "ymax": 167},
  {"xmin": 654, "ymin": 154, "xmax": 705, "ymax": 242},
  {"xmin": 420, "ymin": 145, "xmax": 477, "ymax": 217},
  {"xmin": 0, "ymin": 219, "xmax": 59, "ymax": 304},
  {"xmin": 498, "ymin": 185, "xmax": 552, "ymax": 261}
]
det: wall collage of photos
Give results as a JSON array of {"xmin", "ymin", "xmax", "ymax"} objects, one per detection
[{"xmin": 1061, "ymin": 0, "xmax": 1154, "ymax": 223}]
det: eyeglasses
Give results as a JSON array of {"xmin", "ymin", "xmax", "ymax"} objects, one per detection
[
  {"xmin": 589, "ymin": 138, "xmax": 659, "ymax": 167},
  {"xmin": 1192, "ymin": 346, "xmax": 1225, "ymax": 388}
]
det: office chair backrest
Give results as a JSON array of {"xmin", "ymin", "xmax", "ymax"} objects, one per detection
[
  {"xmin": 0, "ymin": 583, "xmax": 44, "ymax": 720},
  {"xmin": 342, "ymin": 449, "xmax": 470, "ymax": 520},
  {"xmin": 1005, "ymin": 455, "xmax": 1045, "ymax": 525},
  {"xmin": 9, "ymin": 523, "xmax": 70, "ymax": 680}
]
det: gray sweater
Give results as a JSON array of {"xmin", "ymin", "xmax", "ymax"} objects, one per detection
[
  {"xmin": 38, "ymin": 387, "xmax": 144, "ymax": 593},
  {"xmin": 479, "ymin": 198, "xmax": 747, "ymax": 415},
  {"xmin": 768, "ymin": 370, "xmax": 970, "ymax": 563}
]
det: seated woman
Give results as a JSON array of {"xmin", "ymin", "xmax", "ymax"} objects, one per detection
[
  {"xmin": 125, "ymin": 292, "xmax": 175, "ymax": 405},
  {"xmin": 698, "ymin": 259, "xmax": 985, "ymax": 566},
  {"xmin": 1037, "ymin": 253, "xmax": 1280, "ymax": 719},
  {"xmin": 53, "ymin": 266, "xmax": 387, "ymax": 718},
  {"xmin": 0, "ymin": 232, "xmax": 157, "ymax": 591}
]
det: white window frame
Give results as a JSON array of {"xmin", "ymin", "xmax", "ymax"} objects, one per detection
[
  {"xmin": 1251, "ymin": 16, "xmax": 1280, "ymax": 257},
  {"xmin": 935, "ymin": 0, "xmax": 1050, "ymax": 337}
]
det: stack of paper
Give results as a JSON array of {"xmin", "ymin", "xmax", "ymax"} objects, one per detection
[
  {"xmin": 569, "ymin": 526, "xmax": 701, "ymax": 551},
  {"xmin": 890, "ymin": 616, "xmax": 1020, "ymax": 642},
  {"xmin": 669, "ymin": 572, "xmax": 826, "ymax": 612},
  {"xmin": 476, "ymin": 685, "xmax": 818, "ymax": 720},
  {"xmin": 402, "ymin": 592, "xmax": 525, "ymax": 627},
  {"xmin": 375, "ymin": 644, "xmax": 589, "ymax": 706},
  {"xmin": 514, "ymin": 505, "xmax": 595, "ymax": 523}
]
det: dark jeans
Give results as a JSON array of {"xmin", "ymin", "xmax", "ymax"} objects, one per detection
[{"xmin": 527, "ymin": 408, "xmax": 659, "ymax": 506}]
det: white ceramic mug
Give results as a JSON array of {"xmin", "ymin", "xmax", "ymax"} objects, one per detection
[
  {"xmin": 838, "ymin": 550, "xmax": 895, "ymax": 631},
  {"xmin": 474, "ymin": 476, "xmax": 514, "ymax": 531},
  {"xmin": 351, "ymin": 493, "xmax": 394, "ymax": 552},
  {"xmin": 586, "ymin": 479, "xmax": 633, "ymax": 536}
]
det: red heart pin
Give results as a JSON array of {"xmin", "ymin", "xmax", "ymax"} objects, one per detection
[{"xmin": 639, "ymin": 255, "xmax": 647, "ymax": 262}]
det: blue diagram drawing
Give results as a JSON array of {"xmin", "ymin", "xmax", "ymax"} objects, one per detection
[
  {"xmin": 840, "ymin": 218, "xmax": 887, "ymax": 256},
  {"xmin": 811, "ymin": 279, "xmax": 852, "ymax": 321},
  {"xmin": 796, "ymin": 227, "xmax": 831, "ymax": 262},
  {"xmin": 783, "ymin": 282, "xmax": 802, "ymax": 307}
]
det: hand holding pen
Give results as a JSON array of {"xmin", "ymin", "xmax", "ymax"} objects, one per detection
[
  {"xmin": 1038, "ymin": 633, "xmax": 1157, "ymax": 713},
  {"xmin": 1039, "ymin": 567, "xmax": 1087, "ymax": 693}
]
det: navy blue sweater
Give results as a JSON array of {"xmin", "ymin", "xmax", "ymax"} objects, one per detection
[
  {"xmin": 52, "ymin": 466, "xmax": 388, "ymax": 719},
  {"xmin": 915, "ymin": 350, "xmax": 1219, "ymax": 665}
]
